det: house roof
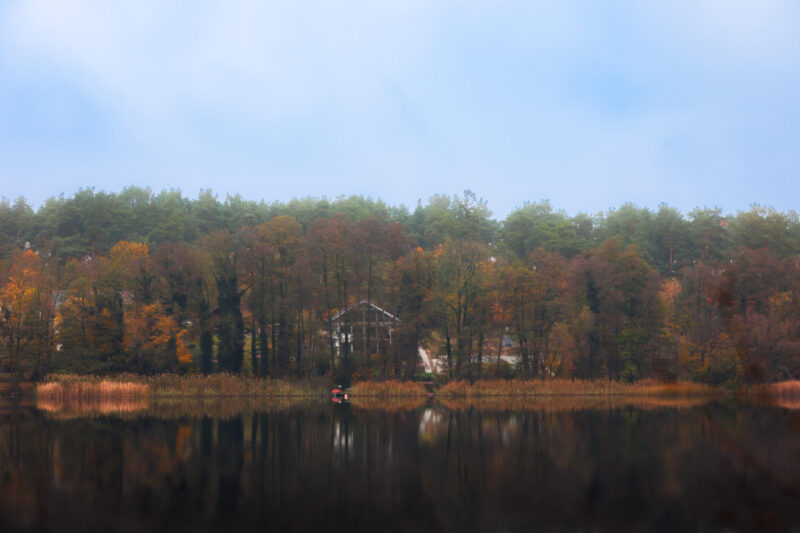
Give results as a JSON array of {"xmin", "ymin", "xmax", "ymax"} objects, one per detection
[{"xmin": 331, "ymin": 299, "xmax": 398, "ymax": 323}]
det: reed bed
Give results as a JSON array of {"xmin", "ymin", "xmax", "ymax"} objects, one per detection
[
  {"xmin": 437, "ymin": 378, "xmax": 721, "ymax": 397},
  {"xmin": 36, "ymin": 373, "xmax": 329, "ymax": 400},
  {"xmin": 348, "ymin": 380, "xmax": 427, "ymax": 397},
  {"xmin": 143, "ymin": 374, "xmax": 328, "ymax": 398},
  {"xmin": 753, "ymin": 380, "xmax": 800, "ymax": 399},
  {"xmin": 37, "ymin": 379, "xmax": 149, "ymax": 402},
  {"xmin": 36, "ymin": 375, "xmax": 723, "ymax": 409},
  {"xmin": 749, "ymin": 380, "xmax": 800, "ymax": 409},
  {"xmin": 37, "ymin": 378, "xmax": 150, "ymax": 416}
]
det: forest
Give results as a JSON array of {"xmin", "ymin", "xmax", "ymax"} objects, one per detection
[{"xmin": 1, "ymin": 187, "xmax": 800, "ymax": 385}]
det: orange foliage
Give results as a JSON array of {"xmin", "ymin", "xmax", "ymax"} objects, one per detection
[
  {"xmin": 124, "ymin": 303, "xmax": 191, "ymax": 364},
  {"xmin": 0, "ymin": 250, "xmax": 54, "ymax": 374}
]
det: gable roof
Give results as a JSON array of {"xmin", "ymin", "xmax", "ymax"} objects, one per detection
[{"xmin": 331, "ymin": 299, "xmax": 398, "ymax": 323}]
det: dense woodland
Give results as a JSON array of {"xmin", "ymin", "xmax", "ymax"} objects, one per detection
[{"xmin": 2, "ymin": 187, "xmax": 800, "ymax": 385}]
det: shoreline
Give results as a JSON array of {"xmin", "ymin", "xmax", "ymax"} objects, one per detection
[
  {"xmin": 32, "ymin": 374, "xmax": 800, "ymax": 401},
  {"xmin": 21, "ymin": 374, "xmax": 800, "ymax": 417}
]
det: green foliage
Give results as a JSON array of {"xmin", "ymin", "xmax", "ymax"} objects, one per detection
[{"xmin": 502, "ymin": 200, "xmax": 591, "ymax": 259}]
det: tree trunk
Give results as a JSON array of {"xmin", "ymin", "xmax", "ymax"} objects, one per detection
[
  {"xmin": 259, "ymin": 320, "xmax": 269, "ymax": 378},
  {"xmin": 251, "ymin": 317, "xmax": 258, "ymax": 377},
  {"xmin": 296, "ymin": 306, "xmax": 303, "ymax": 377},
  {"xmin": 477, "ymin": 330, "xmax": 484, "ymax": 380},
  {"xmin": 322, "ymin": 257, "xmax": 336, "ymax": 374}
]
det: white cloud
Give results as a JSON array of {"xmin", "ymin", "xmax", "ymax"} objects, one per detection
[
  {"xmin": 1, "ymin": 1, "xmax": 445, "ymax": 122},
  {"xmin": 1, "ymin": 1, "xmax": 798, "ymax": 215},
  {"xmin": 632, "ymin": 1, "xmax": 800, "ymax": 74}
]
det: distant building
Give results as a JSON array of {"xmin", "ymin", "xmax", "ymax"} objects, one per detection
[
  {"xmin": 331, "ymin": 299, "xmax": 398, "ymax": 356},
  {"xmin": 330, "ymin": 300, "xmax": 435, "ymax": 373}
]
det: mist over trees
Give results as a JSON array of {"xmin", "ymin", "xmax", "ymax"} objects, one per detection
[{"xmin": 2, "ymin": 187, "xmax": 800, "ymax": 385}]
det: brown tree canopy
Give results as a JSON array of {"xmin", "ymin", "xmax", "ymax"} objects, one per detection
[{"xmin": 2, "ymin": 190, "xmax": 800, "ymax": 384}]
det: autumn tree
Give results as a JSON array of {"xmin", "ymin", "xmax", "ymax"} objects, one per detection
[
  {"xmin": 204, "ymin": 231, "xmax": 245, "ymax": 373},
  {"xmin": 0, "ymin": 250, "xmax": 56, "ymax": 385},
  {"xmin": 262, "ymin": 216, "xmax": 303, "ymax": 376},
  {"xmin": 124, "ymin": 302, "xmax": 191, "ymax": 373},
  {"xmin": 238, "ymin": 226, "xmax": 277, "ymax": 377},
  {"xmin": 570, "ymin": 239, "xmax": 663, "ymax": 380},
  {"xmin": 55, "ymin": 252, "xmax": 129, "ymax": 373},
  {"xmin": 390, "ymin": 247, "xmax": 434, "ymax": 377}
]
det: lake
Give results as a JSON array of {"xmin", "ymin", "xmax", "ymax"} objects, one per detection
[{"xmin": 1, "ymin": 397, "xmax": 799, "ymax": 532}]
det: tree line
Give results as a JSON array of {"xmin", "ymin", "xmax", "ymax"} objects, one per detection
[{"xmin": 2, "ymin": 187, "xmax": 800, "ymax": 384}]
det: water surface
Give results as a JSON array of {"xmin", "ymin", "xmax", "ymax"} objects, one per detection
[{"xmin": 1, "ymin": 398, "xmax": 799, "ymax": 532}]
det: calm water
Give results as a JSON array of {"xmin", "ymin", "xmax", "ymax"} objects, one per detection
[{"xmin": 2, "ymin": 398, "xmax": 800, "ymax": 532}]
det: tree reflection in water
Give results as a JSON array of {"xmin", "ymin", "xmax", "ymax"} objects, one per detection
[{"xmin": 1, "ymin": 401, "xmax": 800, "ymax": 531}]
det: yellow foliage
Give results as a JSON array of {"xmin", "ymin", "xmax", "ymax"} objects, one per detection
[
  {"xmin": 109, "ymin": 241, "xmax": 149, "ymax": 265},
  {"xmin": 659, "ymin": 278, "xmax": 682, "ymax": 309},
  {"xmin": 0, "ymin": 250, "xmax": 42, "ymax": 315}
]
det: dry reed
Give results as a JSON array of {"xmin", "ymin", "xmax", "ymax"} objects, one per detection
[
  {"xmin": 36, "ymin": 373, "xmax": 329, "ymax": 400},
  {"xmin": 37, "ymin": 378, "xmax": 150, "ymax": 416},
  {"xmin": 37, "ymin": 379, "xmax": 149, "ymax": 402},
  {"xmin": 749, "ymin": 380, "xmax": 800, "ymax": 409},
  {"xmin": 753, "ymin": 380, "xmax": 800, "ymax": 398},
  {"xmin": 437, "ymin": 378, "xmax": 720, "ymax": 397},
  {"xmin": 36, "ymin": 375, "xmax": 724, "ymax": 410},
  {"xmin": 348, "ymin": 380, "xmax": 427, "ymax": 397},
  {"xmin": 143, "ymin": 374, "xmax": 328, "ymax": 398}
]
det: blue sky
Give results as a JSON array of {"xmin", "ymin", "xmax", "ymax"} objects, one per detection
[{"xmin": 1, "ymin": 1, "xmax": 799, "ymax": 219}]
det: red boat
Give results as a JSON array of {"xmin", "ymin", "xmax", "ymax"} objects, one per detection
[{"xmin": 331, "ymin": 386, "xmax": 348, "ymax": 402}]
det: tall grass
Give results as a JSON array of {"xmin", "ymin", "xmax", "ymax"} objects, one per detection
[
  {"xmin": 754, "ymin": 380, "xmax": 800, "ymax": 398},
  {"xmin": 143, "ymin": 374, "xmax": 328, "ymax": 398},
  {"xmin": 349, "ymin": 380, "xmax": 427, "ymax": 397},
  {"xmin": 36, "ymin": 375, "xmax": 723, "ymax": 406},
  {"xmin": 37, "ymin": 378, "xmax": 150, "ymax": 415},
  {"xmin": 438, "ymin": 379, "xmax": 720, "ymax": 397},
  {"xmin": 37, "ymin": 379, "xmax": 149, "ymax": 402},
  {"xmin": 36, "ymin": 373, "xmax": 330, "ymax": 402},
  {"xmin": 750, "ymin": 380, "xmax": 800, "ymax": 409}
]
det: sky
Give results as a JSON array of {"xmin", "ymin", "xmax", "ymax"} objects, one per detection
[{"xmin": 1, "ymin": 1, "xmax": 799, "ymax": 219}]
